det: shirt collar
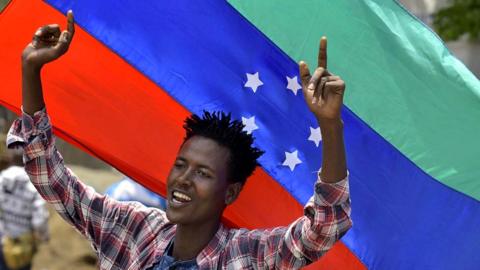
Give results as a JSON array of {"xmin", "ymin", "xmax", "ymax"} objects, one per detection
[
  {"xmin": 196, "ymin": 223, "xmax": 229, "ymax": 266},
  {"xmin": 149, "ymin": 222, "xmax": 230, "ymax": 268}
]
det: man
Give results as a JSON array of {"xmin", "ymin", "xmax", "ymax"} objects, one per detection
[
  {"xmin": 7, "ymin": 11, "xmax": 351, "ymax": 269},
  {"xmin": 0, "ymin": 135, "xmax": 49, "ymax": 270}
]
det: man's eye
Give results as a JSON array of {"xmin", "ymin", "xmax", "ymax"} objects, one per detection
[
  {"xmin": 174, "ymin": 162, "xmax": 185, "ymax": 168},
  {"xmin": 196, "ymin": 170, "xmax": 210, "ymax": 178}
]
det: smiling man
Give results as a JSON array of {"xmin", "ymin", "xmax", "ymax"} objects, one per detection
[{"xmin": 7, "ymin": 12, "xmax": 352, "ymax": 269}]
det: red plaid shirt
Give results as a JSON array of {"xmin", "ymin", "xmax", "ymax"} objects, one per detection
[{"xmin": 7, "ymin": 110, "xmax": 352, "ymax": 270}]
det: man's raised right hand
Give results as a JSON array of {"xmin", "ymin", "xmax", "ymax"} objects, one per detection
[{"xmin": 22, "ymin": 10, "xmax": 75, "ymax": 69}]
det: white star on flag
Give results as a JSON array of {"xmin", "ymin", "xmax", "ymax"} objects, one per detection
[
  {"xmin": 286, "ymin": 76, "xmax": 302, "ymax": 95},
  {"xmin": 282, "ymin": 150, "xmax": 302, "ymax": 171},
  {"xmin": 308, "ymin": 127, "xmax": 322, "ymax": 147},
  {"xmin": 244, "ymin": 72, "xmax": 264, "ymax": 93},
  {"xmin": 242, "ymin": 116, "xmax": 259, "ymax": 134}
]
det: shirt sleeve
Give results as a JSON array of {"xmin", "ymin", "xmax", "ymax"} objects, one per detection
[
  {"xmin": 29, "ymin": 182, "xmax": 50, "ymax": 242},
  {"xmin": 296, "ymin": 174, "xmax": 351, "ymax": 261},
  {"xmin": 238, "ymin": 173, "xmax": 352, "ymax": 269},
  {"xmin": 6, "ymin": 109, "xmax": 169, "ymax": 255}
]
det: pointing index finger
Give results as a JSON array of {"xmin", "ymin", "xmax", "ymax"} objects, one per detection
[
  {"xmin": 317, "ymin": 36, "xmax": 327, "ymax": 69},
  {"xmin": 67, "ymin": 10, "xmax": 75, "ymax": 36}
]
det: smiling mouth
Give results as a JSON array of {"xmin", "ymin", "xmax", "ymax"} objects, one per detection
[{"xmin": 171, "ymin": 191, "xmax": 192, "ymax": 205}]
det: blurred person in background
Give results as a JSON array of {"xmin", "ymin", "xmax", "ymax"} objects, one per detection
[
  {"xmin": 0, "ymin": 134, "xmax": 49, "ymax": 270},
  {"xmin": 105, "ymin": 177, "xmax": 167, "ymax": 210}
]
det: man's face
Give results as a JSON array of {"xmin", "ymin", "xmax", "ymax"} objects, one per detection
[{"xmin": 166, "ymin": 136, "xmax": 233, "ymax": 225}]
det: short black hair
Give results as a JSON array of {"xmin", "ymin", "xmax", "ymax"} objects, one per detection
[{"xmin": 183, "ymin": 111, "xmax": 264, "ymax": 184}]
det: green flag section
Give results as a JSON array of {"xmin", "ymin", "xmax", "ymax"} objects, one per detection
[{"xmin": 229, "ymin": 0, "xmax": 480, "ymax": 200}]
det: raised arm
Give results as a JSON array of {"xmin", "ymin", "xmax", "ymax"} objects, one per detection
[
  {"xmin": 22, "ymin": 10, "xmax": 75, "ymax": 115},
  {"xmin": 299, "ymin": 37, "xmax": 347, "ymax": 183},
  {"xmin": 8, "ymin": 12, "xmax": 169, "ymax": 267},
  {"xmin": 231, "ymin": 38, "xmax": 351, "ymax": 269}
]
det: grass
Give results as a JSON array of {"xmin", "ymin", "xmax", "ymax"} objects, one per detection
[{"xmin": 0, "ymin": 0, "xmax": 10, "ymax": 12}]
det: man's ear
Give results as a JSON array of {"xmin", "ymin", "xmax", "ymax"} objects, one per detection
[{"xmin": 225, "ymin": 182, "xmax": 243, "ymax": 205}]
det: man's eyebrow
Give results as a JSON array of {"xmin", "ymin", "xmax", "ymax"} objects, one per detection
[
  {"xmin": 198, "ymin": 164, "xmax": 215, "ymax": 173},
  {"xmin": 175, "ymin": 157, "xmax": 215, "ymax": 172}
]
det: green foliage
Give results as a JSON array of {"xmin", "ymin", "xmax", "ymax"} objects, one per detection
[
  {"xmin": 433, "ymin": 0, "xmax": 480, "ymax": 41},
  {"xmin": 0, "ymin": 0, "xmax": 11, "ymax": 12}
]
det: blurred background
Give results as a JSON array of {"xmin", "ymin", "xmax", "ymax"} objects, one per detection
[
  {"xmin": 0, "ymin": 0, "xmax": 478, "ymax": 269},
  {"xmin": 400, "ymin": 0, "xmax": 480, "ymax": 77}
]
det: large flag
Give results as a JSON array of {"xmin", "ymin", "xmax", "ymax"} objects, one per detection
[{"xmin": 1, "ymin": 0, "xmax": 479, "ymax": 269}]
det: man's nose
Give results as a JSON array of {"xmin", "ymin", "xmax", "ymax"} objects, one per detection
[{"xmin": 177, "ymin": 168, "xmax": 193, "ymax": 186}]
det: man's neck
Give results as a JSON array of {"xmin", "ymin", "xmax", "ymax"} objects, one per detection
[{"xmin": 172, "ymin": 219, "xmax": 221, "ymax": 261}]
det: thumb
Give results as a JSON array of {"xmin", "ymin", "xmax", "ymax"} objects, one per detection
[
  {"xmin": 298, "ymin": 61, "xmax": 311, "ymax": 89},
  {"xmin": 299, "ymin": 61, "xmax": 314, "ymax": 104}
]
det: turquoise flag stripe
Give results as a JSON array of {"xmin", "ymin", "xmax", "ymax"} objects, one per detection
[{"xmin": 228, "ymin": 0, "xmax": 480, "ymax": 200}]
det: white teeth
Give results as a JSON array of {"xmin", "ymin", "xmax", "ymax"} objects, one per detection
[{"xmin": 173, "ymin": 191, "xmax": 192, "ymax": 202}]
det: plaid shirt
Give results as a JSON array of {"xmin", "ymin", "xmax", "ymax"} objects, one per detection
[{"xmin": 7, "ymin": 110, "xmax": 352, "ymax": 270}]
